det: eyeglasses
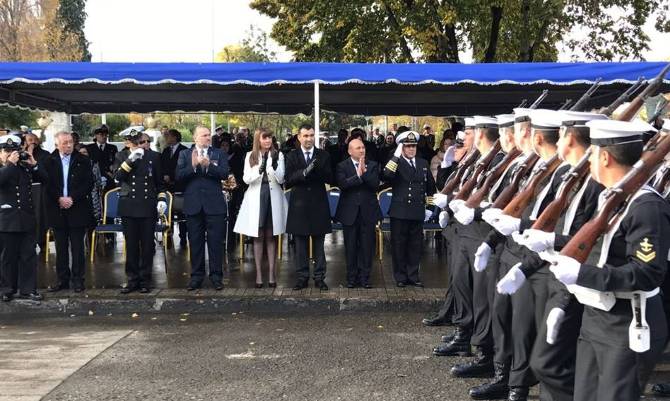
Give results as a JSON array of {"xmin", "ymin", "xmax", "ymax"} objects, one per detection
[{"xmin": 138, "ymin": 140, "xmax": 148, "ymax": 144}]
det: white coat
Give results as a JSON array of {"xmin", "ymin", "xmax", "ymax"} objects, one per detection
[{"xmin": 233, "ymin": 151, "xmax": 288, "ymax": 237}]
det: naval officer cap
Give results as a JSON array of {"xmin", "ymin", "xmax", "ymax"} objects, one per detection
[
  {"xmin": 496, "ymin": 114, "xmax": 515, "ymax": 128},
  {"xmin": 529, "ymin": 109, "xmax": 562, "ymax": 131},
  {"xmin": 464, "ymin": 117, "xmax": 476, "ymax": 129},
  {"xmin": 586, "ymin": 119, "xmax": 656, "ymax": 147},
  {"xmin": 119, "ymin": 126, "xmax": 145, "ymax": 141},
  {"xmin": 513, "ymin": 108, "xmax": 533, "ymax": 123},
  {"xmin": 396, "ymin": 130, "xmax": 419, "ymax": 145},
  {"xmin": 0, "ymin": 134, "xmax": 22, "ymax": 150},
  {"xmin": 558, "ymin": 111, "xmax": 609, "ymax": 127},
  {"xmin": 473, "ymin": 116, "xmax": 498, "ymax": 129}
]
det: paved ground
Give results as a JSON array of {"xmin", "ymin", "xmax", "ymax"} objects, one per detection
[{"xmin": 2, "ymin": 312, "xmax": 670, "ymax": 401}]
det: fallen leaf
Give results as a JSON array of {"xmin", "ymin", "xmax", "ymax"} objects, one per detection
[{"xmin": 131, "ymin": 313, "xmax": 139, "ymax": 318}]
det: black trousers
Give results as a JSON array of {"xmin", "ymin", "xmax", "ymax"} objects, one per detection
[
  {"xmin": 433, "ymin": 224, "xmax": 459, "ymax": 321},
  {"xmin": 0, "ymin": 231, "xmax": 37, "ymax": 295},
  {"xmin": 492, "ymin": 256, "xmax": 515, "ymax": 370},
  {"xmin": 295, "ymin": 234, "xmax": 326, "ymax": 281},
  {"xmin": 186, "ymin": 211, "xmax": 225, "ymax": 284},
  {"xmin": 389, "ymin": 217, "xmax": 422, "ymax": 284},
  {"xmin": 343, "ymin": 213, "xmax": 375, "ymax": 285},
  {"xmin": 451, "ymin": 234, "xmax": 473, "ymax": 331},
  {"xmin": 122, "ymin": 216, "xmax": 155, "ymax": 288},
  {"xmin": 54, "ymin": 226, "xmax": 86, "ymax": 286}
]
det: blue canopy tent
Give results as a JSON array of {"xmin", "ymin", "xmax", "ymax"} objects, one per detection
[{"xmin": 0, "ymin": 61, "xmax": 667, "ymax": 116}]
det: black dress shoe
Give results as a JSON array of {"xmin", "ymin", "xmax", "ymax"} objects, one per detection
[
  {"xmin": 120, "ymin": 286, "xmax": 138, "ymax": 294},
  {"xmin": 255, "ymin": 283, "xmax": 264, "ymax": 289},
  {"xmin": 20, "ymin": 292, "xmax": 43, "ymax": 301},
  {"xmin": 292, "ymin": 281, "xmax": 307, "ymax": 291},
  {"xmin": 469, "ymin": 363, "xmax": 509, "ymax": 400},
  {"xmin": 432, "ymin": 327, "xmax": 472, "ymax": 356},
  {"xmin": 441, "ymin": 332, "xmax": 455, "ymax": 342},
  {"xmin": 315, "ymin": 280, "xmax": 329, "ymax": 291},
  {"xmin": 268, "ymin": 282, "xmax": 277, "ymax": 288},
  {"xmin": 652, "ymin": 383, "xmax": 670, "ymax": 397},
  {"xmin": 450, "ymin": 352, "xmax": 494, "ymax": 378},
  {"xmin": 73, "ymin": 286, "xmax": 85, "ymax": 293},
  {"xmin": 213, "ymin": 282, "xmax": 224, "ymax": 291},
  {"xmin": 2, "ymin": 293, "xmax": 13, "ymax": 302},
  {"xmin": 363, "ymin": 283, "xmax": 373, "ymax": 289},
  {"xmin": 411, "ymin": 281, "xmax": 424, "ymax": 288},
  {"xmin": 346, "ymin": 282, "xmax": 356, "ymax": 288},
  {"xmin": 507, "ymin": 386, "xmax": 529, "ymax": 401},
  {"xmin": 187, "ymin": 282, "xmax": 201, "ymax": 291},
  {"xmin": 396, "ymin": 281, "xmax": 406, "ymax": 288},
  {"xmin": 47, "ymin": 283, "xmax": 69, "ymax": 292},
  {"xmin": 422, "ymin": 315, "xmax": 450, "ymax": 326},
  {"xmin": 139, "ymin": 287, "xmax": 151, "ymax": 294}
]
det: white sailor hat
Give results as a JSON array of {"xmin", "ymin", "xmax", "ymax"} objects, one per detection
[
  {"xmin": 473, "ymin": 116, "xmax": 498, "ymax": 129},
  {"xmin": 423, "ymin": 123, "xmax": 431, "ymax": 129},
  {"xmin": 586, "ymin": 119, "xmax": 656, "ymax": 146},
  {"xmin": 396, "ymin": 130, "xmax": 419, "ymax": 145},
  {"xmin": 464, "ymin": 117, "xmax": 476, "ymax": 129},
  {"xmin": 558, "ymin": 111, "xmax": 609, "ymax": 127},
  {"xmin": 513, "ymin": 108, "xmax": 533, "ymax": 123},
  {"xmin": 662, "ymin": 119, "xmax": 670, "ymax": 132},
  {"xmin": 0, "ymin": 134, "xmax": 22, "ymax": 149},
  {"xmin": 119, "ymin": 126, "xmax": 145, "ymax": 140},
  {"xmin": 456, "ymin": 131, "xmax": 466, "ymax": 141},
  {"xmin": 496, "ymin": 114, "xmax": 515, "ymax": 128},
  {"xmin": 529, "ymin": 109, "xmax": 562, "ymax": 130}
]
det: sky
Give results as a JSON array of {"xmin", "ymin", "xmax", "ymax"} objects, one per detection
[{"xmin": 84, "ymin": 0, "xmax": 669, "ymax": 63}]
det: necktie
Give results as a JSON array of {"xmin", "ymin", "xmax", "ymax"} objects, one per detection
[
  {"xmin": 410, "ymin": 159, "xmax": 416, "ymax": 170},
  {"xmin": 305, "ymin": 152, "xmax": 311, "ymax": 163},
  {"xmin": 200, "ymin": 149, "xmax": 205, "ymax": 157},
  {"xmin": 354, "ymin": 162, "xmax": 359, "ymax": 169},
  {"xmin": 99, "ymin": 144, "xmax": 104, "ymax": 151}
]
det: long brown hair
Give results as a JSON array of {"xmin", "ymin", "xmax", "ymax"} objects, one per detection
[{"xmin": 249, "ymin": 127, "xmax": 274, "ymax": 167}]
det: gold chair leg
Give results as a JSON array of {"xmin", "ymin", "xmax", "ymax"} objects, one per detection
[
  {"xmin": 239, "ymin": 234, "xmax": 244, "ymax": 261},
  {"xmin": 90, "ymin": 231, "xmax": 96, "ymax": 263},
  {"xmin": 163, "ymin": 232, "xmax": 169, "ymax": 274},
  {"xmin": 378, "ymin": 231, "xmax": 383, "ymax": 261},
  {"xmin": 309, "ymin": 236, "xmax": 313, "ymax": 260},
  {"xmin": 44, "ymin": 230, "xmax": 50, "ymax": 263},
  {"xmin": 277, "ymin": 234, "xmax": 283, "ymax": 259}
]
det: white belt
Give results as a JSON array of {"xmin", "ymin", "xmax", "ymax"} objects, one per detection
[{"xmin": 614, "ymin": 288, "xmax": 659, "ymax": 300}]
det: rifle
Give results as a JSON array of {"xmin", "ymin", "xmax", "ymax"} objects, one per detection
[
  {"xmin": 465, "ymin": 147, "xmax": 522, "ymax": 208},
  {"xmin": 531, "ymin": 149, "xmax": 592, "ymax": 232},
  {"xmin": 440, "ymin": 147, "xmax": 481, "ymax": 195},
  {"xmin": 502, "ymin": 154, "xmax": 562, "ymax": 218},
  {"xmin": 455, "ymin": 140, "xmax": 502, "ymax": 201},
  {"xmin": 560, "ymin": 131, "xmax": 670, "ymax": 262},
  {"xmin": 491, "ymin": 152, "xmax": 540, "ymax": 209},
  {"xmin": 558, "ymin": 99, "xmax": 573, "ymax": 110},
  {"xmin": 569, "ymin": 78, "xmax": 602, "ymax": 111},
  {"xmin": 517, "ymin": 99, "xmax": 528, "ymax": 108},
  {"xmin": 598, "ymin": 77, "xmax": 645, "ymax": 116},
  {"xmin": 617, "ymin": 64, "xmax": 670, "ymax": 121},
  {"xmin": 647, "ymin": 98, "xmax": 669, "ymax": 125},
  {"xmin": 652, "ymin": 162, "xmax": 670, "ymax": 197},
  {"xmin": 529, "ymin": 90, "xmax": 549, "ymax": 109}
]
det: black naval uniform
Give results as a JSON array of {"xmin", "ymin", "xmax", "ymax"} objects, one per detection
[
  {"xmin": 382, "ymin": 149, "xmax": 436, "ymax": 285},
  {"xmin": 114, "ymin": 149, "xmax": 166, "ymax": 291},
  {"xmin": 0, "ymin": 156, "xmax": 47, "ymax": 299},
  {"xmin": 571, "ymin": 187, "xmax": 670, "ymax": 401}
]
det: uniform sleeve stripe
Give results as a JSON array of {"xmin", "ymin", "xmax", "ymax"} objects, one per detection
[{"xmin": 120, "ymin": 162, "xmax": 131, "ymax": 173}]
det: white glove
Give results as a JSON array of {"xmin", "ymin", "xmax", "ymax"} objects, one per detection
[
  {"xmin": 520, "ymin": 229, "xmax": 556, "ymax": 253},
  {"xmin": 546, "ymin": 307, "xmax": 565, "ymax": 345},
  {"xmin": 490, "ymin": 214, "xmax": 521, "ymax": 236},
  {"xmin": 433, "ymin": 193, "xmax": 449, "ymax": 209},
  {"xmin": 393, "ymin": 143, "xmax": 403, "ymax": 158},
  {"xmin": 156, "ymin": 200, "xmax": 167, "ymax": 216},
  {"xmin": 546, "ymin": 254, "xmax": 581, "ymax": 286},
  {"xmin": 511, "ymin": 231, "xmax": 526, "ymax": 246},
  {"xmin": 479, "ymin": 201, "xmax": 491, "ymax": 208},
  {"xmin": 100, "ymin": 176, "xmax": 107, "ymax": 187},
  {"xmin": 128, "ymin": 148, "xmax": 144, "ymax": 162},
  {"xmin": 474, "ymin": 242, "xmax": 492, "ymax": 272},
  {"xmin": 424, "ymin": 209, "xmax": 433, "ymax": 222},
  {"xmin": 439, "ymin": 211, "xmax": 449, "ymax": 228},
  {"xmin": 481, "ymin": 208, "xmax": 503, "ymax": 225},
  {"xmin": 441, "ymin": 146, "xmax": 455, "ymax": 168},
  {"xmin": 496, "ymin": 263, "xmax": 526, "ymax": 294},
  {"xmin": 455, "ymin": 206, "xmax": 475, "ymax": 225},
  {"xmin": 449, "ymin": 199, "xmax": 465, "ymax": 214}
]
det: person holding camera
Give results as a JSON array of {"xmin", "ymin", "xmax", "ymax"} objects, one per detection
[
  {"xmin": 284, "ymin": 124, "xmax": 333, "ymax": 291},
  {"xmin": 0, "ymin": 134, "xmax": 47, "ymax": 302}
]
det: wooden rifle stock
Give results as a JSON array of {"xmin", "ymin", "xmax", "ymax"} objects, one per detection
[
  {"xmin": 491, "ymin": 153, "xmax": 540, "ymax": 209},
  {"xmin": 531, "ymin": 149, "xmax": 592, "ymax": 232},
  {"xmin": 465, "ymin": 147, "xmax": 522, "ymax": 208},
  {"xmin": 618, "ymin": 64, "xmax": 670, "ymax": 121},
  {"xmin": 598, "ymin": 77, "xmax": 645, "ymax": 116},
  {"xmin": 560, "ymin": 132, "xmax": 670, "ymax": 263},
  {"xmin": 440, "ymin": 148, "xmax": 481, "ymax": 195},
  {"xmin": 503, "ymin": 155, "xmax": 562, "ymax": 218},
  {"xmin": 455, "ymin": 140, "xmax": 502, "ymax": 201}
]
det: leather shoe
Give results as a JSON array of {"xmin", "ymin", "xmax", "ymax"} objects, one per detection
[
  {"xmin": 20, "ymin": 292, "xmax": 43, "ymax": 301},
  {"xmin": 187, "ymin": 281, "xmax": 201, "ymax": 291},
  {"xmin": 441, "ymin": 332, "xmax": 455, "ymax": 342},
  {"xmin": 139, "ymin": 287, "xmax": 151, "ymax": 294},
  {"xmin": 432, "ymin": 327, "xmax": 471, "ymax": 356},
  {"xmin": 396, "ymin": 281, "xmax": 406, "ymax": 288},
  {"xmin": 48, "ymin": 283, "xmax": 69, "ymax": 292},
  {"xmin": 411, "ymin": 281, "xmax": 424, "ymax": 288},
  {"xmin": 652, "ymin": 383, "xmax": 670, "ymax": 397},
  {"xmin": 213, "ymin": 282, "xmax": 224, "ymax": 291},
  {"xmin": 422, "ymin": 315, "xmax": 451, "ymax": 327},
  {"xmin": 293, "ymin": 280, "xmax": 308, "ymax": 291},
  {"xmin": 363, "ymin": 283, "xmax": 373, "ymax": 289},
  {"xmin": 346, "ymin": 282, "xmax": 356, "ymax": 288},
  {"xmin": 450, "ymin": 353, "xmax": 494, "ymax": 378},
  {"xmin": 120, "ymin": 286, "xmax": 138, "ymax": 294},
  {"xmin": 508, "ymin": 386, "xmax": 528, "ymax": 401},
  {"xmin": 2, "ymin": 293, "xmax": 12, "ymax": 302},
  {"xmin": 469, "ymin": 362, "xmax": 509, "ymax": 399},
  {"xmin": 73, "ymin": 286, "xmax": 85, "ymax": 293},
  {"xmin": 315, "ymin": 280, "xmax": 329, "ymax": 291}
]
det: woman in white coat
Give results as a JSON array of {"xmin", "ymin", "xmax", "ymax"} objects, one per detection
[{"xmin": 234, "ymin": 128, "xmax": 288, "ymax": 288}]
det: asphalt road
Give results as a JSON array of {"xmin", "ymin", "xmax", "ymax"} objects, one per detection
[{"xmin": 2, "ymin": 312, "xmax": 670, "ymax": 401}]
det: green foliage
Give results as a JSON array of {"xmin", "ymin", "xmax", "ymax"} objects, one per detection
[
  {"xmin": 0, "ymin": 106, "xmax": 38, "ymax": 130},
  {"xmin": 215, "ymin": 26, "xmax": 276, "ymax": 62},
  {"xmin": 56, "ymin": 0, "xmax": 90, "ymax": 61}
]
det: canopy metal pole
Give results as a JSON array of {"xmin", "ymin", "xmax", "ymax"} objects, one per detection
[
  {"xmin": 210, "ymin": 113, "xmax": 215, "ymax": 133},
  {"xmin": 384, "ymin": 115, "xmax": 388, "ymax": 133},
  {"xmin": 314, "ymin": 82, "xmax": 320, "ymax": 148}
]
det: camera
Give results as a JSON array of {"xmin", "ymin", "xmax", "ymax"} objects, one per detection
[{"xmin": 18, "ymin": 151, "xmax": 30, "ymax": 161}]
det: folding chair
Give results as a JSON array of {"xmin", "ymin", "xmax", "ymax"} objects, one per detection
[{"xmin": 90, "ymin": 187, "xmax": 124, "ymax": 263}]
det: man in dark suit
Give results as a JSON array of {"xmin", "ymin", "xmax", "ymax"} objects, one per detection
[
  {"xmin": 285, "ymin": 124, "xmax": 333, "ymax": 291},
  {"xmin": 176, "ymin": 126, "xmax": 229, "ymax": 291},
  {"xmin": 85, "ymin": 125, "xmax": 118, "ymax": 191},
  {"xmin": 335, "ymin": 138, "xmax": 382, "ymax": 288},
  {"xmin": 44, "ymin": 132, "xmax": 94, "ymax": 293},
  {"xmin": 382, "ymin": 131, "xmax": 436, "ymax": 287},
  {"xmin": 160, "ymin": 129, "xmax": 188, "ymax": 244}
]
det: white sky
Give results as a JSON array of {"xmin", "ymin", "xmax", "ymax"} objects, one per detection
[{"xmin": 85, "ymin": 0, "xmax": 669, "ymax": 63}]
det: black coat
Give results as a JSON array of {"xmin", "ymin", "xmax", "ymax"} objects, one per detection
[
  {"xmin": 334, "ymin": 158, "xmax": 382, "ymax": 226},
  {"xmin": 0, "ymin": 162, "xmax": 47, "ymax": 232},
  {"xmin": 382, "ymin": 156, "xmax": 436, "ymax": 221},
  {"xmin": 85, "ymin": 142, "xmax": 118, "ymax": 179},
  {"xmin": 114, "ymin": 149, "xmax": 165, "ymax": 218},
  {"xmin": 160, "ymin": 143, "xmax": 188, "ymax": 192},
  {"xmin": 44, "ymin": 152, "xmax": 95, "ymax": 228},
  {"xmin": 175, "ymin": 147, "xmax": 229, "ymax": 216},
  {"xmin": 285, "ymin": 147, "xmax": 333, "ymax": 235}
]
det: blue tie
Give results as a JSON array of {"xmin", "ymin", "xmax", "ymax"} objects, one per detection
[{"xmin": 62, "ymin": 155, "xmax": 70, "ymax": 197}]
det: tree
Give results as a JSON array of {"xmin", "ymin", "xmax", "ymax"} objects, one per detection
[
  {"xmin": 215, "ymin": 25, "xmax": 276, "ymax": 62},
  {"xmin": 250, "ymin": 0, "xmax": 670, "ymax": 63}
]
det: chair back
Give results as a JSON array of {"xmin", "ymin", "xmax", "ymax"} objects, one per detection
[
  {"xmin": 377, "ymin": 188, "xmax": 393, "ymax": 218},
  {"xmin": 327, "ymin": 187, "xmax": 340, "ymax": 219},
  {"xmin": 102, "ymin": 187, "xmax": 121, "ymax": 224}
]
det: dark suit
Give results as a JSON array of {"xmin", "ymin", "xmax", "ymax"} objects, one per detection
[
  {"xmin": 44, "ymin": 152, "xmax": 94, "ymax": 288},
  {"xmin": 285, "ymin": 147, "xmax": 333, "ymax": 283},
  {"xmin": 176, "ymin": 146, "xmax": 229, "ymax": 286},
  {"xmin": 0, "ymin": 161, "xmax": 47, "ymax": 296},
  {"xmin": 115, "ymin": 149, "xmax": 165, "ymax": 289},
  {"xmin": 382, "ymin": 155, "xmax": 436, "ymax": 284},
  {"xmin": 86, "ymin": 142, "xmax": 117, "ymax": 190},
  {"xmin": 160, "ymin": 143, "xmax": 188, "ymax": 242},
  {"xmin": 335, "ymin": 158, "xmax": 382, "ymax": 285}
]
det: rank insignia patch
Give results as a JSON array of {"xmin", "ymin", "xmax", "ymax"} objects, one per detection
[{"xmin": 636, "ymin": 238, "xmax": 656, "ymax": 263}]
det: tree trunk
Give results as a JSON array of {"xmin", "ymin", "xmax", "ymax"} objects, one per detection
[
  {"xmin": 483, "ymin": 6, "xmax": 503, "ymax": 63},
  {"xmin": 518, "ymin": 0, "xmax": 531, "ymax": 61},
  {"xmin": 380, "ymin": 0, "xmax": 415, "ymax": 63}
]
